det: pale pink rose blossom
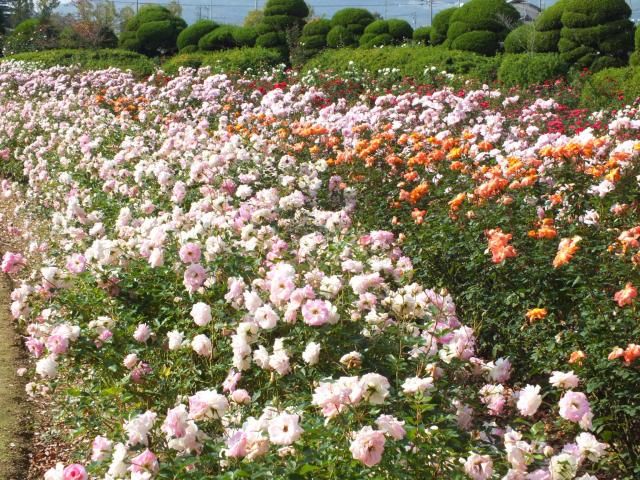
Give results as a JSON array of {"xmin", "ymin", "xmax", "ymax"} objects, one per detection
[
  {"xmin": 375, "ymin": 414, "xmax": 406, "ymax": 440},
  {"xmin": 268, "ymin": 413, "xmax": 303, "ymax": 445},
  {"xmin": 464, "ymin": 454, "xmax": 493, "ymax": 480},
  {"xmin": 349, "ymin": 427, "xmax": 386, "ymax": 467},
  {"xmin": 190, "ymin": 302, "xmax": 212, "ymax": 326}
]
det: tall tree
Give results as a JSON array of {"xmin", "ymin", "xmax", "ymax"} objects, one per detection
[
  {"xmin": 94, "ymin": 0, "xmax": 116, "ymax": 30},
  {"xmin": 117, "ymin": 5, "xmax": 133, "ymax": 32},
  {"xmin": 8, "ymin": 0, "xmax": 34, "ymax": 26},
  {"xmin": 72, "ymin": 0, "xmax": 94, "ymax": 22},
  {"xmin": 36, "ymin": 0, "xmax": 60, "ymax": 19}
]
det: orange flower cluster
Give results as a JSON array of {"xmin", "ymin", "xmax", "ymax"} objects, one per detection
[
  {"xmin": 613, "ymin": 282, "xmax": 637, "ymax": 307},
  {"xmin": 553, "ymin": 236, "xmax": 581, "ymax": 268},
  {"xmin": 618, "ymin": 226, "xmax": 640, "ymax": 252},
  {"xmin": 485, "ymin": 228, "xmax": 517, "ymax": 263},
  {"xmin": 608, "ymin": 344, "xmax": 640, "ymax": 365},
  {"xmin": 525, "ymin": 308, "xmax": 548, "ymax": 323},
  {"xmin": 568, "ymin": 350, "xmax": 586, "ymax": 365},
  {"xmin": 528, "ymin": 218, "xmax": 557, "ymax": 240}
]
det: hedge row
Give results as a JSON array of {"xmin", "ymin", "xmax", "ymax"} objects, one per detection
[
  {"xmin": 0, "ymin": 49, "xmax": 156, "ymax": 76},
  {"xmin": 161, "ymin": 47, "xmax": 285, "ymax": 75},
  {"xmin": 302, "ymin": 45, "xmax": 501, "ymax": 82}
]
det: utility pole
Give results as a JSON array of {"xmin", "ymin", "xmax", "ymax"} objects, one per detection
[{"xmin": 429, "ymin": 0, "xmax": 433, "ymax": 25}]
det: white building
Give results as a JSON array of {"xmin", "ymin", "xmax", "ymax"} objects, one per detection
[{"xmin": 508, "ymin": 0, "xmax": 542, "ymax": 22}]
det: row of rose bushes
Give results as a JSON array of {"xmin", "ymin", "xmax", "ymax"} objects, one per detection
[{"xmin": 0, "ymin": 61, "xmax": 632, "ymax": 479}]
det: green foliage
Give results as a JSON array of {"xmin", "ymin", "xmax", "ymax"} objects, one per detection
[
  {"xmin": 533, "ymin": 29, "xmax": 561, "ymax": 53},
  {"xmin": 448, "ymin": 0, "xmax": 520, "ymax": 41},
  {"xmin": 120, "ymin": 5, "xmax": 186, "ymax": 56},
  {"xmin": 430, "ymin": 7, "xmax": 457, "ymax": 45},
  {"xmin": 535, "ymin": 0, "xmax": 566, "ymax": 32},
  {"xmin": 360, "ymin": 33, "xmax": 394, "ymax": 48},
  {"xmin": 232, "ymin": 26, "xmax": 257, "ymax": 47},
  {"xmin": 302, "ymin": 18, "xmax": 331, "ymax": 36},
  {"xmin": 413, "ymin": 26, "xmax": 431, "ymax": 44},
  {"xmin": 450, "ymin": 30, "xmax": 499, "ymax": 56},
  {"xmin": 630, "ymin": 51, "xmax": 640, "ymax": 67},
  {"xmin": 560, "ymin": 0, "xmax": 631, "ymax": 29},
  {"xmin": 2, "ymin": 18, "xmax": 60, "ymax": 55},
  {"xmin": 326, "ymin": 25, "xmax": 356, "ymax": 48},
  {"xmin": 179, "ymin": 44, "xmax": 198, "ymax": 54},
  {"xmin": 161, "ymin": 47, "xmax": 284, "ymax": 75},
  {"xmin": 498, "ymin": 53, "xmax": 568, "ymax": 86},
  {"xmin": 504, "ymin": 24, "xmax": 534, "ymax": 54},
  {"xmin": 255, "ymin": 31, "xmax": 285, "ymax": 49},
  {"xmin": 262, "ymin": 14, "xmax": 303, "ymax": 32},
  {"xmin": 176, "ymin": 20, "xmax": 218, "ymax": 51},
  {"xmin": 302, "ymin": 45, "xmax": 501, "ymax": 82},
  {"xmin": 331, "ymin": 7, "xmax": 374, "ymax": 36},
  {"xmin": 263, "ymin": 0, "xmax": 309, "ymax": 18},
  {"xmin": 387, "ymin": 19, "xmax": 413, "ymax": 40},
  {"xmin": 1, "ymin": 48, "xmax": 155, "ymax": 76},
  {"xmin": 363, "ymin": 19, "xmax": 388, "ymax": 36},
  {"xmin": 198, "ymin": 25, "xmax": 236, "ymax": 51}
]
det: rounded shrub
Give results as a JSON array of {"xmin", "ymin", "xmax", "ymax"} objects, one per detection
[
  {"xmin": 630, "ymin": 51, "xmax": 640, "ymax": 66},
  {"xmin": 560, "ymin": 0, "xmax": 631, "ymax": 29},
  {"xmin": 263, "ymin": 0, "xmax": 309, "ymax": 18},
  {"xmin": 387, "ymin": 19, "xmax": 413, "ymax": 41},
  {"xmin": 179, "ymin": 44, "xmax": 198, "ymax": 54},
  {"xmin": 535, "ymin": 0, "xmax": 566, "ymax": 32},
  {"xmin": 364, "ymin": 20, "xmax": 389, "ymax": 36},
  {"xmin": 533, "ymin": 30, "xmax": 561, "ymax": 52},
  {"xmin": 326, "ymin": 25, "xmax": 356, "ymax": 48},
  {"xmin": 498, "ymin": 52, "xmax": 568, "ymax": 86},
  {"xmin": 446, "ymin": 21, "xmax": 474, "ymax": 42},
  {"xmin": 262, "ymin": 14, "xmax": 302, "ymax": 32},
  {"xmin": 361, "ymin": 33, "xmax": 394, "ymax": 48},
  {"xmin": 448, "ymin": 0, "xmax": 519, "ymax": 41},
  {"xmin": 300, "ymin": 34, "xmax": 326, "ymax": 50},
  {"xmin": 451, "ymin": 30, "xmax": 499, "ymax": 56},
  {"xmin": 504, "ymin": 24, "xmax": 534, "ymax": 53},
  {"xmin": 302, "ymin": 18, "xmax": 331, "ymax": 36},
  {"xmin": 331, "ymin": 8, "xmax": 374, "ymax": 32},
  {"xmin": 255, "ymin": 31, "xmax": 284, "ymax": 48},
  {"xmin": 413, "ymin": 26, "xmax": 431, "ymax": 44},
  {"xmin": 177, "ymin": 20, "xmax": 218, "ymax": 51},
  {"xmin": 120, "ymin": 5, "xmax": 186, "ymax": 56},
  {"xmin": 430, "ymin": 7, "xmax": 457, "ymax": 45},
  {"xmin": 232, "ymin": 27, "xmax": 257, "ymax": 47},
  {"xmin": 198, "ymin": 26, "xmax": 236, "ymax": 51}
]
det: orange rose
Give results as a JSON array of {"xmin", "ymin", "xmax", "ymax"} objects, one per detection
[
  {"xmin": 526, "ymin": 308, "xmax": 548, "ymax": 323},
  {"xmin": 568, "ymin": 350, "xmax": 586, "ymax": 365},
  {"xmin": 613, "ymin": 282, "xmax": 637, "ymax": 307}
]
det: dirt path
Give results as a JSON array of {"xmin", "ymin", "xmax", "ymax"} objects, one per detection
[{"xmin": 0, "ymin": 272, "xmax": 30, "ymax": 479}]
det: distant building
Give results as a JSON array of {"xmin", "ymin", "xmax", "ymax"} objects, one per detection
[{"xmin": 508, "ymin": 0, "xmax": 542, "ymax": 22}]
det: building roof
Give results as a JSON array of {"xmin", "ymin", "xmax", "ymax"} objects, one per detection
[{"xmin": 508, "ymin": 0, "xmax": 542, "ymax": 22}]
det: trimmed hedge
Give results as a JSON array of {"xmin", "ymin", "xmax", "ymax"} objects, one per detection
[
  {"xmin": 302, "ymin": 45, "xmax": 501, "ymax": 83},
  {"xmin": 447, "ymin": 0, "xmax": 519, "ymax": 55},
  {"xmin": 498, "ymin": 52, "xmax": 568, "ymax": 86},
  {"xmin": 326, "ymin": 25, "xmax": 356, "ymax": 48},
  {"xmin": 119, "ymin": 5, "xmax": 186, "ymax": 56},
  {"xmin": 451, "ymin": 30, "xmax": 499, "ymax": 56},
  {"xmin": 161, "ymin": 47, "xmax": 285, "ymax": 75},
  {"xmin": 198, "ymin": 25, "xmax": 236, "ymax": 51},
  {"xmin": 504, "ymin": 24, "xmax": 534, "ymax": 54},
  {"xmin": 331, "ymin": 8, "xmax": 374, "ymax": 36},
  {"xmin": 360, "ymin": 19, "xmax": 413, "ymax": 48},
  {"xmin": 263, "ymin": 0, "xmax": 309, "ymax": 18},
  {"xmin": 177, "ymin": 20, "xmax": 218, "ymax": 51},
  {"xmin": 387, "ymin": 19, "xmax": 413, "ymax": 40},
  {"xmin": 1, "ymin": 49, "xmax": 155, "ymax": 76},
  {"xmin": 559, "ymin": 0, "xmax": 633, "ymax": 72},
  {"xmin": 232, "ymin": 27, "xmax": 258, "ymax": 47},
  {"xmin": 413, "ymin": 26, "xmax": 431, "ymax": 44},
  {"xmin": 430, "ymin": 7, "xmax": 457, "ymax": 45},
  {"xmin": 535, "ymin": 0, "xmax": 566, "ymax": 32},
  {"xmin": 302, "ymin": 19, "xmax": 331, "ymax": 36}
]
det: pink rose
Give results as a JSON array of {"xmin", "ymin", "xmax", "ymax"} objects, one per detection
[
  {"xmin": 349, "ymin": 427, "xmax": 386, "ymax": 467},
  {"xmin": 62, "ymin": 464, "xmax": 87, "ymax": 480}
]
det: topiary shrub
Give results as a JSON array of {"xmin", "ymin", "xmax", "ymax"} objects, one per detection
[
  {"xmin": 504, "ymin": 23, "xmax": 534, "ymax": 53},
  {"xmin": 302, "ymin": 18, "xmax": 331, "ymax": 37},
  {"xmin": 232, "ymin": 27, "xmax": 257, "ymax": 47},
  {"xmin": 119, "ymin": 5, "xmax": 186, "ymax": 56},
  {"xmin": 532, "ymin": 0, "xmax": 566, "ymax": 53},
  {"xmin": 255, "ymin": 0, "xmax": 310, "ymax": 61},
  {"xmin": 361, "ymin": 33, "xmax": 394, "ymax": 48},
  {"xmin": 2, "ymin": 18, "xmax": 60, "ymax": 55},
  {"xmin": 413, "ymin": 26, "xmax": 431, "ymax": 45},
  {"xmin": 450, "ymin": 30, "xmax": 499, "ymax": 56},
  {"xmin": 255, "ymin": 31, "xmax": 285, "ymax": 49},
  {"xmin": 326, "ymin": 25, "xmax": 356, "ymax": 48},
  {"xmin": 299, "ymin": 19, "xmax": 331, "ymax": 60},
  {"xmin": 177, "ymin": 20, "xmax": 218, "ymax": 51},
  {"xmin": 387, "ymin": 19, "xmax": 413, "ymax": 41},
  {"xmin": 263, "ymin": 0, "xmax": 309, "ymax": 18},
  {"xmin": 446, "ymin": 0, "xmax": 519, "ymax": 55},
  {"xmin": 331, "ymin": 8, "xmax": 374, "ymax": 37},
  {"xmin": 179, "ymin": 44, "xmax": 198, "ymax": 54},
  {"xmin": 364, "ymin": 20, "xmax": 388, "ymax": 36},
  {"xmin": 498, "ymin": 52, "xmax": 568, "ymax": 86},
  {"xmin": 198, "ymin": 25, "xmax": 236, "ymax": 51},
  {"xmin": 559, "ymin": 0, "xmax": 633, "ymax": 72},
  {"xmin": 430, "ymin": 7, "xmax": 457, "ymax": 45}
]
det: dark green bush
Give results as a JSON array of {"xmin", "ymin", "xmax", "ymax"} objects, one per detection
[
  {"xmin": 498, "ymin": 52, "xmax": 568, "ymax": 86},
  {"xmin": 180, "ymin": 44, "xmax": 198, "ymax": 54},
  {"xmin": 161, "ymin": 47, "xmax": 284, "ymax": 75},
  {"xmin": 448, "ymin": 0, "xmax": 519, "ymax": 41},
  {"xmin": 451, "ymin": 30, "xmax": 499, "ymax": 56},
  {"xmin": 636, "ymin": 24, "xmax": 640, "ymax": 50},
  {"xmin": 120, "ymin": 5, "xmax": 186, "ymax": 56},
  {"xmin": 580, "ymin": 66, "xmax": 640, "ymax": 108},
  {"xmin": 535, "ymin": 0, "xmax": 566, "ymax": 32},
  {"xmin": 263, "ymin": 0, "xmax": 309, "ymax": 18},
  {"xmin": 430, "ymin": 7, "xmax": 457, "ymax": 45},
  {"xmin": 446, "ymin": 21, "xmax": 474, "ymax": 42},
  {"xmin": 300, "ymin": 34, "xmax": 326, "ymax": 50},
  {"xmin": 387, "ymin": 19, "xmax": 413, "ymax": 41},
  {"xmin": 1, "ymin": 49, "xmax": 155, "ymax": 76},
  {"xmin": 533, "ymin": 29, "xmax": 561, "ymax": 52},
  {"xmin": 561, "ymin": 0, "xmax": 631, "ymax": 29},
  {"xmin": 361, "ymin": 33, "xmax": 394, "ymax": 48},
  {"xmin": 198, "ymin": 25, "xmax": 236, "ymax": 51},
  {"xmin": 504, "ymin": 24, "xmax": 534, "ymax": 53},
  {"xmin": 331, "ymin": 8, "xmax": 374, "ymax": 32},
  {"xmin": 326, "ymin": 25, "xmax": 356, "ymax": 48},
  {"xmin": 255, "ymin": 31, "xmax": 285, "ymax": 48},
  {"xmin": 364, "ymin": 19, "xmax": 388, "ymax": 36},
  {"xmin": 262, "ymin": 14, "xmax": 303, "ymax": 32},
  {"xmin": 232, "ymin": 27, "xmax": 257, "ymax": 47},
  {"xmin": 302, "ymin": 18, "xmax": 331, "ymax": 36},
  {"xmin": 302, "ymin": 45, "xmax": 501, "ymax": 82},
  {"xmin": 177, "ymin": 20, "xmax": 218, "ymax": 51},
  {"xmin": 2, "ymin": 18, "xmax": 60, "ymax": 55},
  {"xmin": 413, "ymin": 26, "xmax": 431, "ymax": 44}
]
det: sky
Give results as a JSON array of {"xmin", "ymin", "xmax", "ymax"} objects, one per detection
[{"xmin": 58, "ymin": 0, "xmax": 640, "ymax": 29}]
